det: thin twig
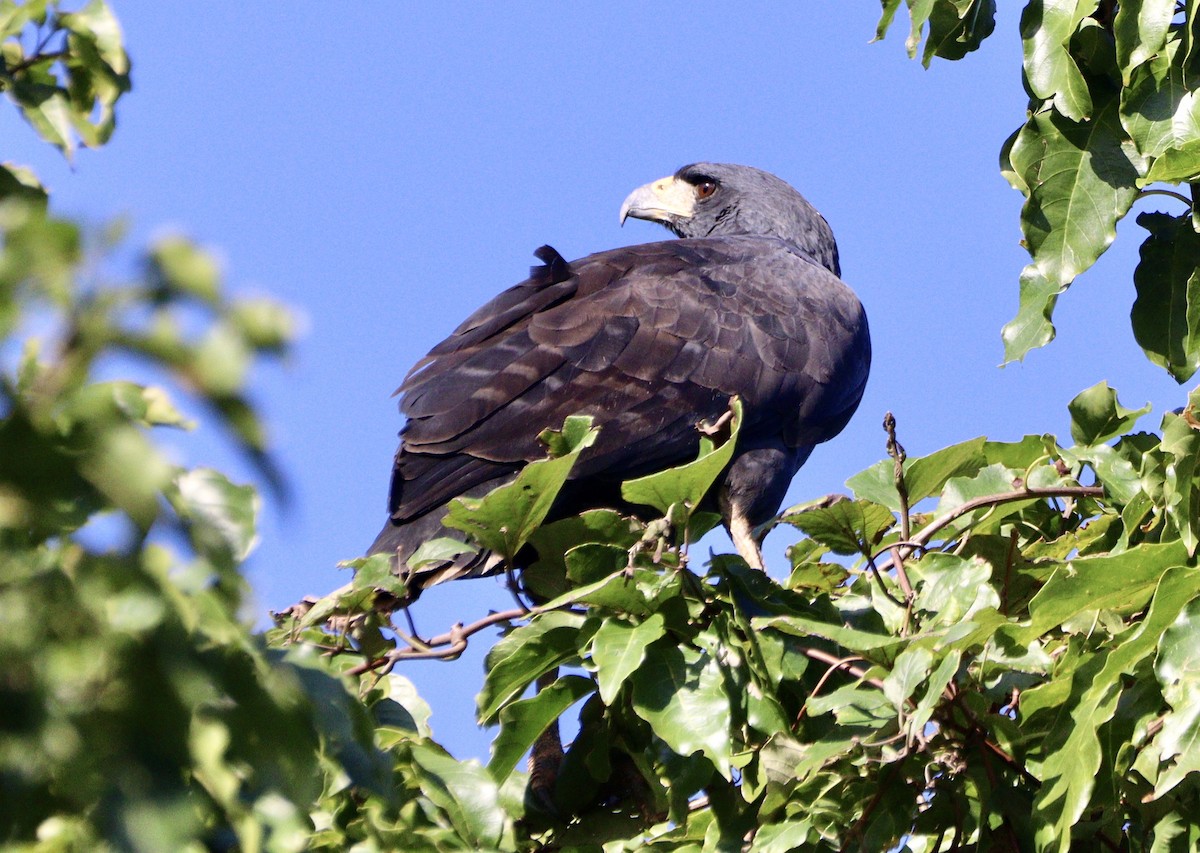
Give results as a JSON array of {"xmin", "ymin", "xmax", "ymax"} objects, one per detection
[
  {"xmin": 797, "ymin": 651, "xmax": 870, "ymax": 721},
  {"xmin": 1138, "ymin": 187, "xmax": 1192, "ymax": 206},
  {"xmin": 863, "ymin": 550, "xmax": 907, "ymax": 609},
  {"xmin": 884, "ymin": 412, "xmax": 911, "ymax": 544},
  {"xmin": 346, "ymin": 607, "xmax": 530, "ymax": 674},
  {"xmin": 883, "ymin": 414, "xmax": 916, "ymax": 617},
  {"xmin": 799, "ymin": 647, "xmax": 883, "ymax": 690}
]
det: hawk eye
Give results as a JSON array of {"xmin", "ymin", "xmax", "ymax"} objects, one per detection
[{"xmin": 694, "ymin": 180, "xmax": 718, "ymax": 199}]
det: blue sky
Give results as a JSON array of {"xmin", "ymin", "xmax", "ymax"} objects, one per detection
[{"xmin": 5, "ymin": 3, "xmax": 1190, "ymax": 761}]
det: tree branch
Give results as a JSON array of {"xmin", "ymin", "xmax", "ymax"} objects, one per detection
[{"xmin": 877, "ymin": 485, "xmax": 1104, "ymax": 573}]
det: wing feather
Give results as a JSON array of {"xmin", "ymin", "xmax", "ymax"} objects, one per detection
[{"xmin": 383, "ymin": 236, "xmax": 868, "ymax": 526}]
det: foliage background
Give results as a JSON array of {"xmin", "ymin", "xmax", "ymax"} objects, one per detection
[{"xmin": 4, "ymin": 3, "xmax": 1188, "ymax": 763}]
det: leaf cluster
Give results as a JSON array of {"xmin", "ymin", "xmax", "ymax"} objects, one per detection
[
  {"xmin": 883, "ymin": 1, "xmax": 1200, "ymax": 379},
  {"xmin": 284, "ymin": 378, "xmax": 1200, "ymax": 851}
]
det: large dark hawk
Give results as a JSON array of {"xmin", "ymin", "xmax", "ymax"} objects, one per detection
[{"xmin": 369, "ymin": 163, "xmax": 870, "ymax": 590}]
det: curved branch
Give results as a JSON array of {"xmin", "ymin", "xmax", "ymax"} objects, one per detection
[
  {"xmin": 1138, "ymin": 187, "xmax": 1192, "ymax": 206},
  {"xmin": 875, "ymin": 485, "xmax": 1104, "ymax": 574},
  {"xmin": 347, "ymin": 607, "xmax": 529, "ymax": 674}
]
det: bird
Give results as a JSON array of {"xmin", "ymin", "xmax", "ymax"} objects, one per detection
[{"xmin": 368, "ymin": 163, "xmax": 870, "ymax": 594}]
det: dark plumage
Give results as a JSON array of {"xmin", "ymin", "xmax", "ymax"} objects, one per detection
[{"xmin": 369, "ymin": 163, "xmax": 870, "ymax": 589}]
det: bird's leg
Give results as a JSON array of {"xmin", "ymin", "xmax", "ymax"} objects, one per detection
[{"xmin": 729, "ymin": 508, "xmax": 764, "ymax": 570}]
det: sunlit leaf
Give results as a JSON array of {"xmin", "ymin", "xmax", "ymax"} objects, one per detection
[
  {"xmin": 1068, "ymin": 380, "xmax": 1152, "ymax": 445},
  {"xmin": 1153, "ymin": 596, "xmax": 1200, "ymax": 796},
  {"xmin": 1032, "ymin": 567, "xmax": 1200, "ymax": 851},
  {"xmin": 780, "ymin": 498, "xmax": 894, "ymax": 556},
  {"xmin": 1002, "ymin": 92, "xmax": 1147, "ymax": 362},
  {"xmin": 1020, "ymin": 0, "xmax": 1093, "ymax": 120},
  {"xmin": 591, "ymin": 613, "xmax": 666, "ymax": 704},
  {"xmin": 631, "ymin": 639, "xmax": 734, "ymax": 779},
  {"xmin": 477, "ymin": 610, "xmax": 588, "ymax": 726},
  {"xmin": 621, "ymin": 398, "xmax": 741, "ymax": 517},
  {"xmin": 446, "ymin": 416, "xmax": 598, "ymax": 561}
]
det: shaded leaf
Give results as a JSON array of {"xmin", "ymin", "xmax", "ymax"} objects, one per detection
[{"xmin": 1132, "ymin": 212, "xmax": 1200, "ymax": 382}]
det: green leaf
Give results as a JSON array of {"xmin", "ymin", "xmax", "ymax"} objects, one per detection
[
  {"xmin": 882, "ymin": 645, "xmax": 933, "ymax": 714},
  {"xmin": 487, "ymin": 674, "xmax": 593, "ymax": 784},
  {"xmin": 1032, "ymin": 567, "xmax": 1200, "ymax": 852},
  {"xmin": 1161, "ymin": 401, "xmax": 1200, "ymax": 555},
  {"xmin": 1154, "ymin": 595, "xmax": 1200, "ymax": 796},
  {"xmin": 191, "ymin": 321, "xmax": 251, "ymax": 396},
  {"xmin": 845, "ymin": 436, "xmax": 987, "ymax": 512},
  {"xmin": 1002, "ymin": 93, "xmax": 1147, "ymax": 362},
  {"xmin": 374, "ymin": 674, "xmax": 433, "ymax": 741},
  {"xmin": 228, "ymin": 298, "xmax": 295, "ymax": 351},
  {"xmin": 631, "ymin": 639, "xmax": 735, "ymax": 778},
  {"xmin": 1144, "ymin": 139, "xmax": 1200, "ymax": 184},
  {"xmin": 170, "ymin": 467, "xmax": 260, "ymax": 569},
  {"xmin": 751, "ymin": 819, "xmax": 816, "ymax": 853},
  {"xmin": 1020, "ymin": 0, "xmax": 1094, "ymax": 121},
  {"xmin": 1002, "ymin": 267, "xmax": 1063, "ymax": 361},
  {"xmin": 590, "ymin": 613, "xmax": 666, "ymax": 704},
  {"xmin": 1020, "ymin": 540, "xmax": 1192, "ymax": 640},
  {"xmin": 909, "ymin": 649, "xmax": 961, "ymax": 738},
  {"xmin": 410, "ymin": 743, "xmax": 508, "ymax": 849},
  {"xmin": 920, "ymin": 0, "xmax": 996, "ymax": 67},
  {"xmin": 779, "ymin": 498, "xmax": 894, "ymax": 556},
  {"xmin": 1132, "ymin": 213, "xmax": 1200, "ymax": 382},
  {"xmin": 873, "ymin": 0, "xmax": 903, "ymax": 42},
  {"xmin": 754, "ymin": 614, "xmax": 905, "ymax": 656},
  {"xmin": 1068, "ymin": 380, "xmax": 1152, "ymax": 445},
  {"xmin": 912, "ymin": 552, "xmax": 1000, "ymax": 627},
  {"xmin": 348, "ymin": 551, "xmax": 407, "ymax": 598},
  {"xmin": 0, "ymin": 162, "xmax": 48, "ymax": 206},
  {"xmin": 621, "ymin": 398, "xmax": 741, "ymax": 516},
  {"xmin": 932, "ymin": 462, "xmax": 1022, "ymax": 522},
  {"xmin": 13, "ymin": 83, "xmax": 76, "ymax": 158},
  {"xmin": 445, "ymin": 416, "xmax": 598, "ymax": 561},
  {"xmin": 477, "ymin": 610, "xmax": 588, "ymax": 725},
  {"xmin": 1113, "ymin": 0, "xmax": 1177, "ymax": 85},
  {"xmin": 1121, "ymin": 34, "xmax": 1200, "ymax": 161},
  {"xmin": 408, "ymin": 536, "xmax": 477, "ymax": 570}
]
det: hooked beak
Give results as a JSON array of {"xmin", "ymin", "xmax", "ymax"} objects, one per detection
[{"xmin": 619, "ymin": 174, "xmax": 696, "ymax": 227}]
